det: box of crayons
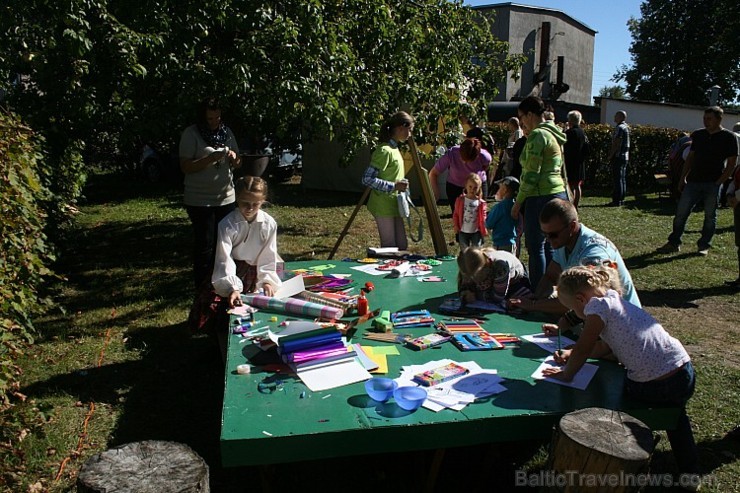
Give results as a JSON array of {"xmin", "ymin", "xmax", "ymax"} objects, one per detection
[
  {"xmin": 450, "ymin": 332, "xmax": 504, "ymax": 351},
  {"xmin": 405, "ymin": 333, "xmax": 450, "ymax": 351},
  {"xmin": 413, "ymin": 362, "xmax": 469, "ymax": 387},
  {"xmin": 391, "ymin": 309, "xmax": 435, "ymax": 328},
  {"xmin": 438, "ymin": 319, "xmax": 485, "ymax": 334}
]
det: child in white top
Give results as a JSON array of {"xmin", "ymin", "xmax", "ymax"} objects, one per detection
[
  {"xmin": 212, "ymin": 176, "xmax": 282, "ymax": 308},
  {"xmin": 543, "ymin": 265, "xmax": 699, "ymax": 481},
  {"xmin": 453, "ymin": 173, "xmax": 487, "ymax": 248}
]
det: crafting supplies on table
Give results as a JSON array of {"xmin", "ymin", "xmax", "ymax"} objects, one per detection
[{"xmin": 391, "ymin": 309, "xmax": 435, "ymax": 328}]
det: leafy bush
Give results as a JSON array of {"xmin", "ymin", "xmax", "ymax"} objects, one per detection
[
  {"xmin": 486, "ymin": 121, "xmax": 683, "ymax": 190},
  {"xmin": 582, "ymin": 124, "xmax": 683, "ymax": 191},
  {"xmin": 0, "ymin": 110, "xmax": 55, "ymax": 409}
]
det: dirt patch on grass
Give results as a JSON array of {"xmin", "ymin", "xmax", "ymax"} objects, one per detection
[{"xmin": 651, "ymin": 297, "xmax": 740, "ymax": 370}]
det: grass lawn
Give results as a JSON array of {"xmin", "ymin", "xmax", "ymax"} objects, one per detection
[{"xmin": 2, "ymin": 171, "xmax": 739, "ymax": 492}]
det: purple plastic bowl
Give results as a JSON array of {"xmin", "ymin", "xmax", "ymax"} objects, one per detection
[
  {"xmin": 365, "ymin": 378, "xmax": 398, "ymax": 403},
  {"xmin": 393, "ymin": 386, "xmax": 427, "ymax": 411}
]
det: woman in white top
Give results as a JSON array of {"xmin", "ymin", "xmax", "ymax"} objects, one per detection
[{"xmin": 179, "ymin": 97, "xmax": 242, "ymax": 290}]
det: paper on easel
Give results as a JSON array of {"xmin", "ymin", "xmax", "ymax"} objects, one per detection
[
  {"xmin": 368, "ymin": 247, "xmax": 399, "ymax": 255},
  {"xmin": 531, "ymin": 357, "xmax": 598, "ymax": 391},
  {"xmin": 273, "ymin": 274, "xmax": 306, "ymax": 299}
]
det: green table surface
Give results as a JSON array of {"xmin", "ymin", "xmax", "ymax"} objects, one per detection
[{"xmin": 221, "ymin": 260, "xmax": 679, "ymax": 467}]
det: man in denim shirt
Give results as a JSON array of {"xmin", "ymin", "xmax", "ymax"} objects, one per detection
[{"xmin": 607, "ymin": 110, "xmax": 630, "ymax": 206}]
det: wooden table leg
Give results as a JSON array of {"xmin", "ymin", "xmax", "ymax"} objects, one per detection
[{"xmin": 423, "ymin": 448, "xmax": 446, "ymax": 493}]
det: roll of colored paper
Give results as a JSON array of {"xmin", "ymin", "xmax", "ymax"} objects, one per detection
[{"xmin": 242, "ymin": 294, "xmax": 344, "ymax": 319}]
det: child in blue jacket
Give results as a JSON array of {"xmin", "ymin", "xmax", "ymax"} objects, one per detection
[{"xmin": 485, "ymin": 176, "xmax": 520, "ymax": 255}]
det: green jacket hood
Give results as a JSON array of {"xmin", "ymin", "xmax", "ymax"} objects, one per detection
[{"xmin": 537, "ymin": 121, "xmax": 567, "ymax": 145}]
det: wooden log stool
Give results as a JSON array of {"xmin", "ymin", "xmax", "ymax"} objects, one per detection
[
  {"xmin": 77, "ymin": 440, "xmax": 209, "ymax": 493},
  {"xmin": 547, "ymin": 407, "xmax": 654, "ymax": 493}
]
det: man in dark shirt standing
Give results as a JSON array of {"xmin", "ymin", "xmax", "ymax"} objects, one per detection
[{"xmin": 658, "ymin": 106, "xmax": 739, "ymax": 255}]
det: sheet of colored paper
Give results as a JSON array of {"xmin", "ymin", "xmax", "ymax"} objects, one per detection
[
  {"xmin": 351, "ymin": 344, "xmax": 380, "ymax": 372},
  {"xmin": 366, "ymin": 346, "xmax": 400, "ymax": 356},
  {"xmin": 366, "ymin": 353, "xmax": 388, "ymax": 374}
]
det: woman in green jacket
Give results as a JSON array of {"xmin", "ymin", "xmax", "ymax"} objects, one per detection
[{"xmin": 511, "ymin": 96, "xmax": 568, "ymax": 288}]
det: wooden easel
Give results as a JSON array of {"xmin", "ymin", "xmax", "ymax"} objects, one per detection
[
  {"xmin": 328, "ymin": 136, "xmax": 448, "ymax": 259},
  {"xmin": 407, "ymin": 136, "xmax": 448, "ymax": 256}
]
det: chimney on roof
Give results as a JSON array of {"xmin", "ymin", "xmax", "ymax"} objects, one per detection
[{"xmin": 533, "ymin": 22, "xmax": 551, "ymax": 85}]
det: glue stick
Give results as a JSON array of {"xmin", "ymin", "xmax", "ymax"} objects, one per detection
[{"xmin": 357, "ymin": 291, "xmax": 368, "ymax": 316}]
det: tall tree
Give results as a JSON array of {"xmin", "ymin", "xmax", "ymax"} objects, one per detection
[
  {"xmin": 598, "ymin": 85, "xmax": 626, "ymax": 99},
  {"xmin": 0, "ymin": 0, "xmax": 525, "ymax": 190},
  {"xmin": 615, "ymin": 0, "xmax": 740, "ymax": 106}
]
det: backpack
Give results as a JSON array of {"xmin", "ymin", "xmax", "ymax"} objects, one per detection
[
  {"xmin": 669, "ymin": 138, "xmax": 692, "ymax": 171},
  {"xmin": 667, "ymin": 137, "xmax": 692, "ymax": 198}
]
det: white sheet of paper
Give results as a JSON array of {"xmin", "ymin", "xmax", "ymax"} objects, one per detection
[
  {"xmin": 297, "ymin": 358, "xmax": 371, "ymax": 391},
  {"xmin": 273, "ymin": 274, "xmax": 306, "ymax": 299},
  {"xmin": 350, "ymin": 264, "xmax": 388, "ymax": 276},
  {"xmin": 531, "ymin": 357, "xmax": 598, "ymax": 391},
  {"xmin": 267, "ymin": 321, "xmax": 321, "ymax": 344},
  {"xmin": 522, "ymin": 333, "xmax": 577, "ymax": 354}
]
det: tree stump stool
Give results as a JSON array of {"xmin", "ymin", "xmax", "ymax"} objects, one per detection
[
  {"xmin": 547, "ymin": 407, "xmax": 654, "ymax": 493},
  {"xmin": 77, "ymin": 440, "xmax": 209, "ymax": 493}
]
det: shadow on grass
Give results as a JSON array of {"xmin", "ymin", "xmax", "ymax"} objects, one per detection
[
  {"xmin": 645, "ymin": 434, "xmax": 740, "ymax": 492},
  {"xmin": 82, "ymin": 172, "xmax": 185, "ymax": 207},
  {"xmin": 18, "ymin": 322, "xmax": 257, "ymax": 491},
  {"xmin": 38, "ymin": 217, "xmax": 194, "ymax": 340},
  {"xmin": 638, "ymin": 286, "xmax": 738, "ymax": 309}
]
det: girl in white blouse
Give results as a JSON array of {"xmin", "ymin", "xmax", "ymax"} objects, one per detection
[{"xmin": 211, "ymin": 176, "xmax": 282, "ymax": 308}]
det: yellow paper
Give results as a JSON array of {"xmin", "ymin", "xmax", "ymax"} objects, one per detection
[
  {"xmin": 366, "ymin": 353, "xmax": 388, "ymax": 374},
  {"xmin": 362, "ymin": 345, "xmax": 398, "ymax": 374}
]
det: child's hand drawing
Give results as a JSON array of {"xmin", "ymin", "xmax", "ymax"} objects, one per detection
[{"xmin": 542, "ymin": 366, "xmax": 573, "ymax": 382}]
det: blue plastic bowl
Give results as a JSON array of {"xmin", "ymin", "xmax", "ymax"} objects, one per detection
[
  {"xmin": 365, "ymin": 378, "xmax": 398, "ymax": 403},
  {"xmin": 393, "ymin": 386, "xmax": 427, "ymax": 411}
]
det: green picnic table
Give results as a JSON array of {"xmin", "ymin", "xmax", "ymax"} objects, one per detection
[{"xmin": 220, "ymin": 260, "xmax": 679, "ymax": 467}]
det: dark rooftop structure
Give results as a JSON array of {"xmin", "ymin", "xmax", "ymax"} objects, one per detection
[{"xmin": 474, "ymin": 3, "xmax": 597, "ymax": 106}]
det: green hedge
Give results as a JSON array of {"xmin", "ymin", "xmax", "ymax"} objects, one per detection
[
  {"xmin": 0, "ymin": 110, "xmax": 55, "ymax": 409},
  {"xmin": 486, "ymin": 122, "xmax": 683, "ymax": 191}
]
